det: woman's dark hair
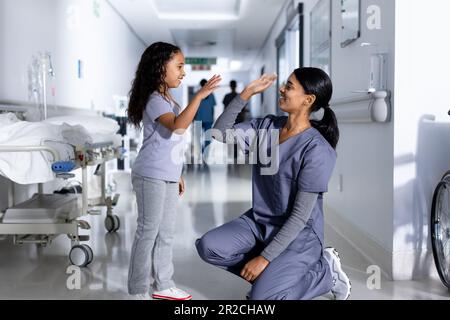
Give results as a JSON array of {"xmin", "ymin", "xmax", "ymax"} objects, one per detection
[
  {"xmin": 293, "ymin": 67, "xmax": 339, "ymax": 149},
  {"xmin": 127, "ymin": 42, "xmax": 181, "ymax": 128}
]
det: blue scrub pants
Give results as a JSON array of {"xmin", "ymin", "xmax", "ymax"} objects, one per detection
[
  {"xmin": 195, "ymin": 215, "xmax": 333, "ymax": 300},
  {"xmin": 201, "ymin": 122, "xmax": 213, "ymax": 154}
]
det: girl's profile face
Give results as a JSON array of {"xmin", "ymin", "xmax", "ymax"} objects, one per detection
[
  {"xmin": 164, "ymin": 52, "xmax": 186, "ymax": 89},
  {"xmin": 278, "ymin": 73, "xmax": 315, "ymax": 113}
]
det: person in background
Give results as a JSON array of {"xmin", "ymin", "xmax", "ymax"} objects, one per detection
[
  {"xmin": 223, "ymin": 80, "xmax": 247, "ymax": 124},
  {"xmin": 195, "ymin": 79, "xmax": 217, "ymax": 158},
  {"xmin": 223, "ymin": 80, "xmax": 248, "ymax": 161}
]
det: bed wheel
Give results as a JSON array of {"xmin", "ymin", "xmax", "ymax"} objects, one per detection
[
  {"xmin": 113, "ymin": 215, "xmax": 120, "ymax": 232},
  {"xmin": 105, "ymin": 215, "xmax": 120, "ymax": 233},
  {"xmin": 69, "ymin": 245, "xmax": 91, "ymax": 267},
  {"xmin": 82, "ymin": 244, "xmax": 94, "ymax": 264}
]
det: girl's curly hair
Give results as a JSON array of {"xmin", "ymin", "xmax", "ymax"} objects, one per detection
[{"xmin": 127, "ymin": 42, "xmax": 181, "ymax": 129}]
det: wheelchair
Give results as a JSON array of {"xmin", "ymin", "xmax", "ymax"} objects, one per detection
[
  {"xmin": 431, "ymin": 111, "xmax": 450, "ymax": 289},
  {"xmin": 431, "ymin": 171, "xmax": 450, "ymax": 288}
]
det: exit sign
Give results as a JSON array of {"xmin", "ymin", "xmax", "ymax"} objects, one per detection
[{"xmin": 185, "ymin": 57, "xmax": 217, "ymax": 65}]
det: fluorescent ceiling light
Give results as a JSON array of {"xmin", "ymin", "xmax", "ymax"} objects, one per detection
[
  {"xmin": 152, "ymin": 0, "xmax": 241, "ymax": 20},
  {"xmin": 230, "ymin": 60, "xmax": 243, "ymax": 71},
  {"xmin": 217, "ymin": 58, "xmax": 230, "ymax": 69}
]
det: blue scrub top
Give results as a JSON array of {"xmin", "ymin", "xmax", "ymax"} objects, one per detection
[
  {"xmin": 195, "ymin": 94, "xmax": 216, "ymax": 123},
  {"xmin": 234, "ymin": 115, "xmax": 337, "ymax": 246}
]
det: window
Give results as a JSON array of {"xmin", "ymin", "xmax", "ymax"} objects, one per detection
[
  {"xmin": 276, "ymin": 3, "xmax": 304, "ymax": 114},
  {"xmin": 310, "ymin": 0, "xmax": 332, "ymax": 76}
]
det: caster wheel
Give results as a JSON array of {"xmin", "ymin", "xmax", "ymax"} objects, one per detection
[
  {"xmin": 69, "ymin": 245, "xmax": 90, "ymax": 267},
  {"xmin": 82, "ymin": 244, "xmax": 94, "ymax": 264},
  {"xmin": 113, "ymin": 215, "xmax": 120, "ymax": 232},
  {"xmin": 105, "ymin": 215, "xmax": 120, "ymax": 233}
]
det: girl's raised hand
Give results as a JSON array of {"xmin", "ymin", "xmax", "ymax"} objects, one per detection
[{"xmin": 196, "ymin": 75, "xmax": 222, "ymax": 100}]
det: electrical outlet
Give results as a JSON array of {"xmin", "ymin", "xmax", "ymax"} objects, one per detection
[{"xmin": 338, "ymin": 174, "xmax": 344, "ymax": 192}]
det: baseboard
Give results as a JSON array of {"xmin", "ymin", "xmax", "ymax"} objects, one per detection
[
  {"xmin": 324, "ymin": 206, "xmax": 393, "ymax": 280},
  {"xmin": 324, "ymin": 206, "xmax": 442, "ymax": 281},
  {"xmin": 391, "ymin": 248, "xmax": 439, "ymax": 280}
]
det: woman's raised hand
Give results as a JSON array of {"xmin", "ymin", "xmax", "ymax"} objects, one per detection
[
  {"xmin": 196, "ymin": 75, "xmax": 222, "ymax": 100},
  {"xmin": 241, "ymin": 73, "xmax": 277, "ymax": 100}
]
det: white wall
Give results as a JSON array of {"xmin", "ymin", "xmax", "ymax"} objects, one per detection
[
  {"xmin": 0, "ymin": 0, "xmax": 145, "ymax": 112},
  {"xmin": 0, "ymin": 0, "xmax": 145, "ymax": 211},
  {"xmin": 393, "ymin": 0, "xmax": 450, "ymax": 279},
  {"xmin": 250, "ymin": 0, "xmax": 396, "ymax": 276},
  {"xmin": 326, "ymin": 0, "xmax": 395, "ymax": 271}
]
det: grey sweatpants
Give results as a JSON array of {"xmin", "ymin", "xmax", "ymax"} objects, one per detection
[
  {"xmin": 128, "ymin": 173, "xmax": 179, "ymax": 295},
  {"xmin": 196, "ymin": 216, "xmax": 332, "ymax": 300}
]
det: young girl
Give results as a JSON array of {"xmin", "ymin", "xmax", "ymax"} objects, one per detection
[
  {"xmin": 127, "ymin": 42, "xmax": 221, "ymax": 300},
  {"xmin": 196, "ymin": 68, "xmax": 351, "ymax": 300}
]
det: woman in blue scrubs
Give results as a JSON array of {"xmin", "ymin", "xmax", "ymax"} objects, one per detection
[{"xmin": 196, "ymin": 68, "xmax": 351, "ymax": 300}]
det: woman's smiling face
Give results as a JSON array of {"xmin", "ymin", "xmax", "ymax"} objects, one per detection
[{"xmin": 278, "ymin": 73, "xmax": 315, "ymax": 113}]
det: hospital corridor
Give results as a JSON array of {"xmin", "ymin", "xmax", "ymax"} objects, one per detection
[{"xmin": 1, "ymin": 0, "xmax": 450, "ymax": 303}]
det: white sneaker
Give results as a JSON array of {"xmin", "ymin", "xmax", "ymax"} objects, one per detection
[
  {"xmin": 151, "ymin": 287, "xmax": 192, "ymax": 300},
  {"xmin": 130, "ymin": 292, "xmax": 151, "ymax": 300},
  {"xmin": 323, "ymin": 247, "xmax": 352, "ymax": 300}
]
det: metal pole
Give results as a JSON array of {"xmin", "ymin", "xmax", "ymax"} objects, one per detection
[
  {"xmin": 7, "ymin": 180, "xmax": 14, "ymax": 208},
  {"xmin": 42, "ymin": 61, "xmax": 47, "ymax": 121},
  {"xmin": 82, "ymin": 165, "xmax": 88, "ymax": 215},
  {"xmin": 101, "ymin": 163, "xmax": 106, "ymax": 203}
]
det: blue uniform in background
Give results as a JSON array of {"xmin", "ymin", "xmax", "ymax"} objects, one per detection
[{"xmin": 195, "ymin": 94, "xmax": 216, "ymax": 153}]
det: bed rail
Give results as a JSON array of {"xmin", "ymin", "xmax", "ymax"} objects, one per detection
[{"xmin": 0, "ymin": 145, "xmax": 60, "ymax": 162}]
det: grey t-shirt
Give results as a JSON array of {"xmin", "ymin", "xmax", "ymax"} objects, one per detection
[{"xmin": 132, "ymin": 92, "xmax": 185, "ymax": 183}]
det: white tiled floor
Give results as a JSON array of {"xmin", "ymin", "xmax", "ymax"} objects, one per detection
[{"xmin": 0, "ymin": 164, "xmax": 449, "ymax": 300}]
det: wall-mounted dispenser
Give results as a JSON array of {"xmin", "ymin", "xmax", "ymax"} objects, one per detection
[{"xmin": 369, "ymin": 53, "xmax": 388, "ymax": 93}]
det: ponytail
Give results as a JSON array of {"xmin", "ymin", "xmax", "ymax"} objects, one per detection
[{"xmin": 311, "ymin": 106, "xmax": 339, "ymax": 149}]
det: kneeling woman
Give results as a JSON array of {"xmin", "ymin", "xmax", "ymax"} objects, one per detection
[{"xmin": 196, "ymin": 68, "xmax": 351, "ymax": 300}]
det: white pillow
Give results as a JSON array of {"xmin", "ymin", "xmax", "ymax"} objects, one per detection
[
  {"xmin": 60, "ymin": 123, "xmax": 93, "ymax": 146},
  {"xmin": 0, "ymin": 112, "xmax": 20, "ymax": 126},
  {"xmin": 44, "ymin": 115, "xmax": 120, "ymax": 135}
]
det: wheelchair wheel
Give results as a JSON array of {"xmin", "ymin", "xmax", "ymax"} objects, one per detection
[{"xmin": 431, "ymin": 172, "xmax": 450, "ymax": 288}]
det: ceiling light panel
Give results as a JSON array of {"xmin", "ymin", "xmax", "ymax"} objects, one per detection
[{"xmin": 152, "ymin": 0, "xmax": 241, "ymax": 20}]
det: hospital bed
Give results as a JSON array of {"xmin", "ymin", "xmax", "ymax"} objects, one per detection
[{"xmin": 0, "ymin": 110, "xmax": 124, "ymax": 267}]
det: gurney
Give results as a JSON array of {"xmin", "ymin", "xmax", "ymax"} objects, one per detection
[{"xmin": 0, "ymin": 112, "xmax": 124, "ymax": 267}]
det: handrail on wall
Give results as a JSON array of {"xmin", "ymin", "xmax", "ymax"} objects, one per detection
[{"xmin": 318, "ymin": 90, "xmax": 392, "ymax": 123}]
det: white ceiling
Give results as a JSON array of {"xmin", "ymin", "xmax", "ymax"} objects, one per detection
[{"xmin": 108, "ymin": 0, "xmax": 288, "ymax": 71}]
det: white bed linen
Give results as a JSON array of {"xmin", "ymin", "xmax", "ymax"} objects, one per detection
[{"xmin": 0, "ymin": 119, "xmax": 119, "ymax": 184}]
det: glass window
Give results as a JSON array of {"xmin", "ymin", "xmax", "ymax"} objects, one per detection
[{"xmin": 276, "ymin": 7, "xmax": 302, "ymax": 114}]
